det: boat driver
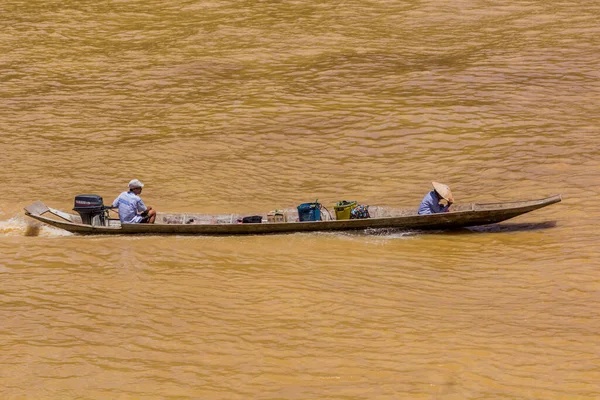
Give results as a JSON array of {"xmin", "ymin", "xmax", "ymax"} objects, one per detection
[
  {"xmin": 418, "ymin": 182, "xmax": 454, "ymax": 215},
  {"xmin": 112, "ymin": 179, "xmax": 157, "ymax": 224}
]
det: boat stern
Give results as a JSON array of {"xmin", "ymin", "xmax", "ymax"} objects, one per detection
[{"xmin": 24, "ymin": 201, "xmax": 50, "ymax": 217}]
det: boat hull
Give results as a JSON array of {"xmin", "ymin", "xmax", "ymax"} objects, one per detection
[{"xmin": 24, "ymin": 195, "xmax": 561, "ymax": 236}]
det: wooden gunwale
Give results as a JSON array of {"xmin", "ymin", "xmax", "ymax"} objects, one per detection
[{"xmin": 24, "ymin": 194, "xmax": 561, "ymax": 236}]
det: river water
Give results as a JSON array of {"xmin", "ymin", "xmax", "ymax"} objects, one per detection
[{"xmin": 1, "ymin": 0, "xmax": 599, "ymax": 398}]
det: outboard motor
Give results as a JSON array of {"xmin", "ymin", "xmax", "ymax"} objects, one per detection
[{"xmin": 73, "ymin": 194, "xmax": 107, "ymax": 226}]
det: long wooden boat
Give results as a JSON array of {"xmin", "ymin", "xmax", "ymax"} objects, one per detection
[{"xmin": 23, "ymin": 195, "xmax": 561, "ymax": 236}]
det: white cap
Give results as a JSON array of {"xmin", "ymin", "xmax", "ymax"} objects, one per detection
[{"xmin": 128, "ymin": 179, "xmax": 144, "ymax": 189}]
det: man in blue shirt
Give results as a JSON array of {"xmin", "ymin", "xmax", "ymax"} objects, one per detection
[
  {"xmin": 418, "ymin": 182, "xmax": 454, "ymax": 215},
  {"xmin": 112, "ymin": 179, "xmax": 157, "ymax": 223}
]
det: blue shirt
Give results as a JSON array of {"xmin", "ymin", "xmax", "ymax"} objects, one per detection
[
  {"xmin": 112, "ymin": 191, "xmax": 147, "ymax": 223},
  {"xmin": 418, "ymin": 191, "xmax": 450, "ymax": 215}
]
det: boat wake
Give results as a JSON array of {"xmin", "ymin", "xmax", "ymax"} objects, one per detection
[
  {"xmin": 466, "ymin": 221, "xmax": 557, "ymax": 233},
  {"xmin": 0, "ymin": 216, "xmax": 73, "ymax": 237},
  {"xmin": 309, "ymin": 228, "xmax": 417, "ymax": 239},
  {"xmin": 363, "ymin": 228, "xmax": 418, "ymax": 238}
]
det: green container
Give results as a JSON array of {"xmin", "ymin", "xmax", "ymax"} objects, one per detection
[{"xmin": 334, "ymin": 200, "xmax": 357, "ymax": 220}]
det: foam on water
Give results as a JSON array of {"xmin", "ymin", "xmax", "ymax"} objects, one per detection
[
  {"xmin": 303, "ymin": 228, "xmax": 416, "ymax": 240},
  {"xmin": 0, "ymin": 215, "xmax": 73, "ymax": 237}
]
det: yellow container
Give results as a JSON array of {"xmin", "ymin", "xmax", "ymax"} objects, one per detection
[{"xmin": 334, "ymin": 200, "xmax": 357, "ymax": 220}]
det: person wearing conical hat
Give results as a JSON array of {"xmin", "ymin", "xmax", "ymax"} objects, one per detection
[{"xmin": 418, "ymin": 182, "xmax": 454, "ymax": 215}]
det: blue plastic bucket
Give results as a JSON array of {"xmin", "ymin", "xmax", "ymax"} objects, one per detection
[{"xmin": 297, "ymin": 203, "xmax": 321, "ymax": 222}]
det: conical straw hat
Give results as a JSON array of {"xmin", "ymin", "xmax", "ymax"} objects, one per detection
[{"xmin": 432, "ymin": 182, "xmax": 454, "ymax": 203}]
